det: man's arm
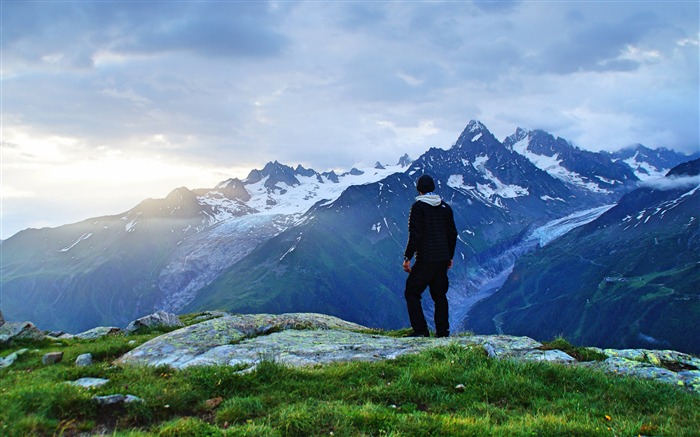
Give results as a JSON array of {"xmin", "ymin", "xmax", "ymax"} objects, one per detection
[
  {"xmin": 404, "ymin": 203, "xmax": 422, "ymax": 261},
  {"xmin": 446, "ymin": 204, "xmax": 458, "ymax": 260}
]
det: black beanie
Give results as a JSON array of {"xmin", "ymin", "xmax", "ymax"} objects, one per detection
[{"xmin": 416, "ymin": 175, "xmax": 435, "ymax": 193}]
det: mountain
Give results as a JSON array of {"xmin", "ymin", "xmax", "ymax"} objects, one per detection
[
  {"xmin": 504, "ymin": 128, "xmax": 637, "ymax": 199},
  {"xmin": 467, "ymin": 159, "xmax": 700, "ymax": 354},
  {"xmin": 0, "ymin": 161, "xmax": 405, "ymax": 332},
  {"xmin": 1, "ymin": 120, "xmax": 693, "ymax": 337},
  {"xmin": 183, "ymin": 120, "xmax": 641, "ymax": 331},
  {"xmin": 605, "ymin": 144, "xmax": 700, "ymax": 181}
]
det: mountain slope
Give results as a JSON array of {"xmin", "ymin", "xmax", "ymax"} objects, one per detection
[
  {"xmin": 185, "ymin": 121, "xmax": 631, "ymax": 330},
  {"xmin": 505, "ymin": 128, "xmax": 637, "ymax": 199},
  {"xmin": 467, "ymin": 159, "xmax": 700, "ymax": 354},
  {"xmin": 605, "ymin": 144, "xmax": 700, "ymax": 181},
  {"xmin": 1, "ymin": 120, "xmax": 692, "ymax": 335},
  {"xmin": 0, "ymin": 163, "xmax": 405, "ymax": 332}
]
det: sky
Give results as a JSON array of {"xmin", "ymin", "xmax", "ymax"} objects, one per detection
[{"xmin": 1, "ymin": 0, "xmax": 698, "ymax": 240}]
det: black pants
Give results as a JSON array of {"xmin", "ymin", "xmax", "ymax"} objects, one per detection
[{"xmin": 404, "ymin": 260, "xmax": 450, "ymax": 336}]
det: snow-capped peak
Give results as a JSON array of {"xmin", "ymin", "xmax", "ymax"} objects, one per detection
[
  {"xmin": 467, "ymin": 119, "xmax": 487, "ymax": 133},
  {"xmin": 194, "ymin": 160, "xmax": 407, "ymax": 229}
]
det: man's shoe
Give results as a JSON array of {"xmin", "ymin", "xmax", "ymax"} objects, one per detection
[
  {"xmin": 407, "ymin": 331, "xmax": 429, "ymax": 338},
  {"xmin": 436, "ymin": 332, "xmax": 449, "ymax": 338}
]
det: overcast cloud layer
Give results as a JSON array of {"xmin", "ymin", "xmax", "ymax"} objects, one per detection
[{"xmin": 1, "ymin": 0, "xmax": 698, "ymax": 239}]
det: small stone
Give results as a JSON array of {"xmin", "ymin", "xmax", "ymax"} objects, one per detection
[
  {"xmin": 0, "ymin": 348, "xmax": 29, "ymax": 369},
  {"xmin": 67, "ymin": 377, "xmax": 109, "ymax": 388},
  {"xmin": 483, "ymin": 343, "xmax": 497, "ymax": 358},
  {"xmin": 42, "ymin": 351, "xmax": 64, "ymax": 365},
  {"xmin": 204, "ymin": 397, "xmax": 224, "ymax": 410},
  {"xmin": 93, "ymin": 394, "xmax": 143, "ymax": 406},
  {"xmin": 75, "ymin": 327, "xmax": 121, "ymax": 340},
  {"xmin": 75, "ymin": 353, "xmax": 93, "ymax": 367},
  {"xmin": 125, "ymin": 310, "xmax": 184, "ymax": 334}
]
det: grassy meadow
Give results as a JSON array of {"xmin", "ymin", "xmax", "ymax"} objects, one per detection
[{"xmin": 1, "ymin": 323, "xmax": 698, "ymax": 436}]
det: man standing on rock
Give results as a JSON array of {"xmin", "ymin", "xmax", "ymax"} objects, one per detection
[{"xmin": 402, "ymin": 175, "xmax": 458, "ymax": 338}]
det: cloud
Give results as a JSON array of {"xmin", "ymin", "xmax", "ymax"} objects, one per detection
[
  {"xmin": 1, "ymin": 0, "xmax": 698, "ymax": 238},
  {"xmin": 2, "ymin": 1, "xmax": 290, "ymax": 72},
  {"xmin": 641, "ymin": 175, "xmax": 700, "ymax": 191}
]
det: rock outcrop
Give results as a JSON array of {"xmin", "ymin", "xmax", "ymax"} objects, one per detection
[
  {"xmin": 0, "ymin": 321, "xmax": 46, "ymax": 344},
  {"xmin": 125, "ymin": 310, "xmax": 184, "ymax": 334},
  {"xmin": 116, "ymin": 313, "xmax": 700, "ymax": 393}
]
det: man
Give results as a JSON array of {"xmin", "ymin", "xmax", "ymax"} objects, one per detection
[{"xmin": 402, "ymin": 174, "xmax": 458, "ymax": 338}]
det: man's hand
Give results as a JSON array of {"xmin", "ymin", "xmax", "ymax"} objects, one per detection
[
  {"xmin": 448, "ymin": 260, "xmax": 453, "ymax": 269},
  {"xmin": 402, "ymin": 259, "xmax": 412, "ymax": 273}
]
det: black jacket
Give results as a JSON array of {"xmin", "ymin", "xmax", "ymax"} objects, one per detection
[{"xmin": 404, "ymin": 197, "xmax": 458, "ymax": 263}]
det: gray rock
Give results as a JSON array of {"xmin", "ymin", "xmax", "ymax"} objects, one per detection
[
  {"xmin": 0, "ymin": 348, "xmax": 29, "ymax": 369},
  {"xmin": 93, "ymin": 394, "xmax": 143, "ymax": 406},
  {"xmin": 483, "ymin": 343, "xmax": 497, "ymax": 359},
  {"xmin": 74, "ymin": 326, "xmax": 121, "ymax": 340},
  {"xmin": 192, "ymin": 311, "xmax": 228, "ymax": 322},
  {"xmin": 518, "ymin": 349, "xmax": 576, "ymax": 364},
  {"xmin": 125, "ymin": 310, "xmax": 184, "ymax": 334},
  {"xmin": 117, "ymin": 313, "xmax": 555, "ymax": 371},
  {"xmin": 75, "ymin": 353, "xmax": 93, "ymax": 367},
  {"xmin": 0, "ymin": 321, "xmax": 46, "ymax": 344},
  {"xmin": 678, "ymin": 370, "xmax": 700, "ymax": 392},
  {"xmin": 602, "ymin": 348, "xmax": 700, "ymax": 370},
  {"xmin": 42, "ymin": 351, "xmax": 64, "ymax": 365},
  {"xmin": 596, "ymin": 357, "xmax": 683, "ymax": 385},
  {"xmin": 0, "ymin": 309, "xmax": 4, "ymax": 327},
  {"xmin": 116, "ymin": 313, "xmax": 368, "ymax": 368},
  {"xmin": 67, "ymin": 377, "xmax": 109, "ymax": 388}
]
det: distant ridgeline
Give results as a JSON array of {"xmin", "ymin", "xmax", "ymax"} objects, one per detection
[{"xmin": 1, "ymin": 120, "xmax": 697, "ymax": 354}]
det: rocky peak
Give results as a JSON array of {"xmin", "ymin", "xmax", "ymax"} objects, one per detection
[
  {"xmin": 466, "ymin": 119, "xmax": 487, "ymax": 133},
  {"xmin": 343, "ymin": 168, "xmax": 364, "ymax": 176},
  {"xmin": 244, "ymin": 161, "xmax": 301, "ymax": 190},
  {"xmin": 504, "ymin": 127, "xmax": 530, "ymax": 147},
  {"xmin": 666, "ymin": 157, "xmax": 700, "ymax": 178},
  {"xmin": 452, "ymin": 120, "xmax": 500, "ymax": 155},
  {"xmin": 322, "ymin": 170, "xmax": 340, "ymax": 183},
  {"xmin": 295, "ymin": 165, "xmax": 317, "ymax": 178},
  {"xmin": 131, "ymin": 187, "xmax": 203, "ymax": 220},
  {"xmin": 397, "ymin": 153, "xmax": 413, "ymax": 167},
  {"xmin": 214, "ymin": 178, "xmax": 251, "ymax": 201}
]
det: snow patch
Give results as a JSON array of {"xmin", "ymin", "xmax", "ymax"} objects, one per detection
[
  {"xmin": 512, "ymin": 137, "xmax": 611, "ymax": 193},
  {"xmin": 125, "ymin": 220, "xmax": 138, "ymax": 232},
  {"xmin": 60, "ymin": 233, "xmax": 93, "ymax": 252},
  {"xmin": 623, "ymin": 152, "xmax": 666, "ymax": 181},
  {"xmin": 540, "ymin": 195, "xmax": 565, "ymax": 202}
]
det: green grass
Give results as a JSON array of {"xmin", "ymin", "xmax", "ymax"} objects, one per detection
[
  {"xmin": 1, "ymin": 331, "xmax": 698, "ymax": 436},
  {"xmin": 540, "ymin": 336, "xmax": 608, "ymax": 362}
]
